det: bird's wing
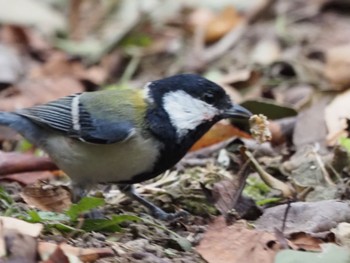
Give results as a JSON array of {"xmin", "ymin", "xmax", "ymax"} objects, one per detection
[{"xmin": 16, "ymin": 90, "xmax": 146, "ymax": 144}]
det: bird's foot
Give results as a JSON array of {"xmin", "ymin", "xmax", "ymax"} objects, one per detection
[{"xmin": 151, "ymin": 208, "xmax": 189, "ymax": 221}]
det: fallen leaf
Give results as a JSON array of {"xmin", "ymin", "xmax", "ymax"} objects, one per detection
[
  {"xmin": 204, "ymin": 6, "xmax": 242, "ymax": 43},
  {"xmin": 1, "ymin": 171, "xmax": 55, "ymax": 185},
  {"xmin": 241, "ymin": 99, "xmax": 297, "ymax": 120},
  {"xmin": 41, "ymin": 246, "xmax": 69, "ymax": 263},
  {"xmin": 196, "ymin": 217, "xmax": 279, "ymax": 263},
  {"xmin": 255, "ymin": 200, "xmax": 350, "ymax": 234},
  {"xmin": 1, "ymin": 229, "xmax": 38, "ymax": 263},
  {"xmin": 211, "ymin": 179, "xmax": 239, "ymax": 217},
  {"xmin": 188, "ymin": 6, "xmax": 242, "ymax": 43},
  {"xmin": 21, "ymin": 182, "xmax": 71, "ymax": 212},
  {"xmin": 38, "ymin": 242, "xmax": 114, "ymax": 263},
  {"xmin": 0, "ymin": 216, "xmax": 43, "ymax": 237},
  {"xmin": 0, "ymin": 151, "xmax": 57, "ymax": 176},
  {"xmin": 289, "ymin": 232, "xmax": 323, "ymax": 251}
]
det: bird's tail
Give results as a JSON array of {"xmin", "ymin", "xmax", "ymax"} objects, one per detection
[
  {"xmin": 0, "ymin": 112, "xmax": 45, "ymax": 144},
  {"xmin": 0, "ymin": 112, "xmax": 18, "ymax": 126}
]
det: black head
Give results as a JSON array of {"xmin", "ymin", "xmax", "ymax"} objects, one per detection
[
  {"xmin": 147, "ymin": 74, "xmax": 231, "ymax": 109},
  {"xmin": 146, "ymin": 74, "xmax": 251, "ymax": 134},
  {"xmin": 137, "ymin": 74, "xmax": 252, "ymax": 182}
]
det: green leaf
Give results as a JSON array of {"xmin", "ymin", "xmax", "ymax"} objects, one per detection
[
  {"xmin": 66, "ymin": 197, "xmax": 105, "ymax": 221},
  {"xmin": 37, "ymin": 211, "xmax": 70, "ymax": 221},
  {"xmin": 241, "ymin": 99, "xmax": 297, "ymax": 120},
  {"xmin": 339, "ymin": 137, "xmax": 350, "ymax": 153},
  {"xmin": 0, "ymin": 187, "xmax": 14, "ymax": 206},
  {"xmin": 47, "ymin": 223, "xmax": 80, "ymax": 233},
  {"xmin": 16, "ymin": 139, "xmax": 34, "ymax": 152},
  {"xmin": 256, "ymin": 197, "xmax": 281, "ymax": 206},
  {"xmin": 82, "ymin": 214, "xmax": 140, "ymax": 232},
  {"xmin": 27, "ymin": 210, "xmax": 42, "ymax": 222}
]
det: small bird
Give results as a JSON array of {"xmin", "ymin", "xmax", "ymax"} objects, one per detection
[{"xmin": 0, "ymin": 74, "xmax": 251, "ymax": 219}]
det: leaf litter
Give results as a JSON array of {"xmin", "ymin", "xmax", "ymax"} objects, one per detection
[{"xmin": 2, "ymin": 0, "xmax": 350, "ymax": 262}]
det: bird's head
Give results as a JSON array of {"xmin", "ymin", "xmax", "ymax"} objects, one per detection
[{"xmin": 144, "ymin": 74, "xmax": 252, "ymax": 140}]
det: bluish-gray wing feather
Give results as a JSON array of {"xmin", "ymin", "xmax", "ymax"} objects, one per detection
[{"xmin": 16, "ymin": 94, "xmax": 135, "ymax": 144}]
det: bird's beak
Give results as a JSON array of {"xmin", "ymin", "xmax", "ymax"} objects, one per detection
[{"xmin": 222, "ymin": 104, "xmax": 252, "ymax": 119}]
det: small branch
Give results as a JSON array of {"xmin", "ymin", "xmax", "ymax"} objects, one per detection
[
  {"xmin": 244, "ymin": 150, "xmax": 294, "ymax": 198},
  {"xmin": 312, "ymin": 145, "xmax": 335, "ymax": 186}
]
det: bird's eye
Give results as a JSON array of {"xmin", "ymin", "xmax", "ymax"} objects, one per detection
[{"xmin": 202, "ymin": 92, "xmax": 215, "ymax": 104}]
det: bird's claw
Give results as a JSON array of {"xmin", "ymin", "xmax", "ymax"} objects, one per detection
[{"xmin": 152, "ymin": 208, "xmax": 189, "ymax": 221}]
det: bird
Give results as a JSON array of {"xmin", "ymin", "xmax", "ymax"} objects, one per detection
[{"xmin": 0, "ymin": 74, "xmax": 252, "ymax": 220}]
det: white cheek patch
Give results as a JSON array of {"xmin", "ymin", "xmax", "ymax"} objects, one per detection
[{"xmin": 163, "ymin": 90, "xmax": 219, "ymax": 138}]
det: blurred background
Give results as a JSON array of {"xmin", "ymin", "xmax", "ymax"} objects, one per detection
[{"xmin": 2, "ymin": 1, "xmax": 350, "ymax": 261}]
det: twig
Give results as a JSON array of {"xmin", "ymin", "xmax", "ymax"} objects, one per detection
[
  {"xmin": 244, "ymin": 150, "xmax": 294, "ymax": 197},
  {"xmin": 273, "ymin": 200, "xmax": 292, "ymax": 249},
  {"xmin": 312, "ymin": 145, "xmax": 335, "ymax": 186},
  {"xmin": 281, "ymin": 200, "xmax": 291, "ymax": 233},
  {"xmin": 230, "ymin": 151, "xmax": 254, "ymax": 207}
]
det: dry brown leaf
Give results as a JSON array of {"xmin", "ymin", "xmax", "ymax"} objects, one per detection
[
  {"xmin": 1, "ymin": 229, "xmax": 38, "ymax": 263},
  {"xmin": 41, "ymin": 245, "xmax": 70, "ymax": 263},
  {"xmin": 256, "ymin": 200, "xmax": 350, "ymax": 234},
  {"xmin": 0, "ymin": 216, "xmax": 42, "ymax": 237},
  {"xmin": 289, "ymin": 232, "xmax": 323, "ymax": 251},
  {"xmin": 205, "ymin": 6, "xmax": 242, "ymax": 43},
  {"xmin": 0, "ymin": 151, "xmax": 57, "ymax": 176},
  {"xmin": 196, "ymin": 217, "xmax": 279, "ymax": 263},
  {"xmin": 21, "ymin": 182, "xmax": 71, "ymax": 212},
  {"xmin": 188, "ymin": 6, "xmax": 242, "ymax": 44},
  {"xmin": 1, "ymin": 171, "xmax": 55, "ymax": 185},
  {"xmin": 211, "ymin": 179, "xmax": 239, "ymax": 217},
  {"xmin": 38, "ymin": 242, "xmax": 114, "ymax": 263}
]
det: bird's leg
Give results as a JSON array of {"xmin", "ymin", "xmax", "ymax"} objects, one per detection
[
  {"xmin": 118, "ymin": 184, "xmax": 188, "ymax": 220},
  {"xmin": 71, "ymin": 184, "xmax": 104, "ymax": 219},
  {"xmin": 71, "ymin": 184, "xmax": 88, "ymax": 203}
]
